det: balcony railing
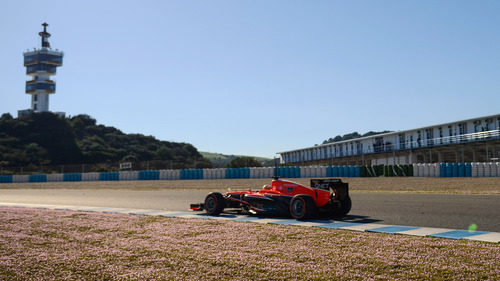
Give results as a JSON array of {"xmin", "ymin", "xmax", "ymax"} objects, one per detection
[{"xmin": 282, "ymin": 129, "xmax": 500, "ymax": 163}]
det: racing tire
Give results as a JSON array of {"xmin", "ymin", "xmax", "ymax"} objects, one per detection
[
  {"xmin": 334, "ymin": 196, "xmax": 352, "ymax": 217},
  {"xmin": 289, "ymin": 195, "xmax": 316, "ymax": 220},
  {"xmin": 204, "ymin": 192, "xmax": 225, "ymax": 216}
]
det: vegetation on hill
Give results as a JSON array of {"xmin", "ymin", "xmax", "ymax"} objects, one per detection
[
  {"xmin": 322, "ymin": 130, "xmax": 393, "ymax": 145},
  {"xmin": 225, "ymin": 156, "xmax": 262, "ymax": 168},
  {"xmin": 0, "ymin": 112, "xmax": 211, "ymax": 171},
  {"xmin": 200, "ymin": 152, "xmax": 273, "ymax": 168}
]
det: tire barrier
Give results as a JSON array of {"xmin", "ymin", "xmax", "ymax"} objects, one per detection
[
  {"xmin": 327, "ymin": 166, "xmax": 360, "ymax": 177},
  {"xmin": 180, "ymin": 169, "xmax": 203, "ymax": 180},
  {"xmin": 46, "ymin": 173, "xmax": 63, "ymax": 182},
  {"xmin": 471, "ymin": 162, "xmax": 499, "ymax": 177},
  {"xmin": 159, "ymin": 170, "xmax": 180, "ymax": 180},
  {"xmin": 437, "ymin": 163, "xmax": 474, "ymax": 178},
  {"xmin": 119, "ymin": 171, "xmax": 139, "ymax": 181},
  {"xmin": 301, "ymin": 166, "xmax": 327, "ymax": 178},
  {"xmin": 249, "ymin": 167, "xmax": 274, "ymax": 179},
  {"xmin": 138, "ymin": 170, "xmax": 160, "ymax": 180},
  {"xmin": 99, "ymin": 172, "xmax": 119, "ymax": 181},
  {"xmin": 13, "ymin": 175, "xmax": 29, "ymax": 183},
  {"xmin": 225, "ymin": 168, "xmax": 250, "ymax": 179},
  {"xmin": 82, "ymin": 172, "xmax": 99, "ymax": 181},
  {"xmin": 274, "ymin": 166, "xmax": 301, "ymax": 178},
  {"xmin": 63, "ymin": 173, "xmax": 82, "ymax": 182},
  {"xmin": 29, "ymin": 174, "xmax": 47, "ymax": 182},
  {"xmin": 0, "ymin": 175, "xmax": 12, "ymax": 183},
  {"xmin": 1, "ymin": 163, "xmax": 499, "ymax": 184}
]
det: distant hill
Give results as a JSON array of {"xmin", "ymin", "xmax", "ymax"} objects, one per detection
[
  {"xmin": 200, "ymin": 152, "xmax": 274, "ymax": 168},
  {"xmin": 0, "ymin": 112, "xmax": 211, "ymax": 171}
]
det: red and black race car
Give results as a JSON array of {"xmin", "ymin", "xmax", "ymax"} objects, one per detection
[{"xmin": 190, "ymin": 178, "xmax": 351, "ymax": 219}]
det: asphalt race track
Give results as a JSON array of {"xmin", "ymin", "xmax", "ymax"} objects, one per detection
[{"xmin": 0, "ymin": 189, "xmax": 499, "ymax": 232}]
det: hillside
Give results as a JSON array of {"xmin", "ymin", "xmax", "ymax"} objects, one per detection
[
  {"xmin": 200, "ymin": 152, "xmax": 274, "ymax": 168},
  {"xmin": 322, "ymin": 130, "xmax": 393, "ymax": 144},
  {"xmin": 0, "ymin": 113, "xmax": 211, "ymax": 171}
]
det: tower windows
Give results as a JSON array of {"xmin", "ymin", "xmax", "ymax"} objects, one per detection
[{"xmin": 34, "ymin": 94, "xmax": 38, "ymax": 102}]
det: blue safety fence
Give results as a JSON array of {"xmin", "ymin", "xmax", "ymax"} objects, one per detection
[
  {"xmin": 64, "ymin": 173, "xmax": 82, "ymax": 182},
  {"xmin": 99, "ymin": 172, "xmax": 119, "ymax": 181},
  {"xmin": 0, "ymin": 175, "xmax": 13, "ymax": 183},
  {"xmin": 29, "ymin": 174, "xmax": 47, "ymax": 182},
  {"xmin": 180, "ymin": 169, "xmax": 203, "ymax": 180},
  {"xmin": 327, "ymin": 166, "xmax": 361, "ymax": 177},
  {"xmin": 225, "ymin": 168, "xmax": 250, "ymax": 179},
  {"xmin": 274, "ymin": 166, "xmax": 301, "ymax": 178},
  {"xmin": 138, "ymin": 170, "xmax": 160, "ymax": 180}
]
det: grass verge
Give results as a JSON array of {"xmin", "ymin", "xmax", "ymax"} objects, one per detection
[{"xmin": 0, "ymin": 207, "xmax": 498, "ymax": 280}]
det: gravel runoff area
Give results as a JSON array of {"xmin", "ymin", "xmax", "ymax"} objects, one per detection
[
  {"xmin": 1, "ymin": 207, "xmax": 499, "ymax": 281},
  {"xmin": 1, "ymin": 177, "xmax": 500, "ymax": 194}
]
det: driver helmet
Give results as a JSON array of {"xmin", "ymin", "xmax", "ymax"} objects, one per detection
[{"xmin": 262, "ymin": 184, "xmax": 271, "ymax": 190}]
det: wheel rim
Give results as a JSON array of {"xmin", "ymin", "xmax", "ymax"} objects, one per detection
[
  {"xmin": 292, "ymin": 199, "xmax": 305, "ymax": 216},
  {"xmin": 206, "ymin": 196, "xmax": 216, "ymax": 211}
]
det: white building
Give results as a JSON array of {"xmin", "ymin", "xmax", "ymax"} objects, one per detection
[{"xmin": 279, "ymin": 114, "xmax": 500, "ymax": 165}]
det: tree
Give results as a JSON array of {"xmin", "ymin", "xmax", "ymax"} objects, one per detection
[
  {"xmin": 156, "ymin": 146, "xmax": 173, "ymax": 160},
  {"xmin": 25, "ymin": 143, "xmax": 48, "ymax": 165},
  {"xmin": 225, "ymin": 157, "xmax": 262, "ymax": 168},
  {"xmin": 0, "ymin": 113, "xmax": 13, "ymax": 121}
]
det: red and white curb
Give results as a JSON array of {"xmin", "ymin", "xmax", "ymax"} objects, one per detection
[{"xmin": 1, "ymin": 202, "xmax": 499, "ymax": 243}]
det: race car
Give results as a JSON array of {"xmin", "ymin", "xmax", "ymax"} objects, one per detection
[{"xmin": 190, "ymin": 177, "xmax": 351, "ymax": 219}]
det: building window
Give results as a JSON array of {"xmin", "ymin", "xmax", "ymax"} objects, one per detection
[
  {"xmin": 459, "ymin": 123, "xmax": 467, "ymax": 135},
  {"xmin": 399, "ymin": 134, "xmax": 405, "ymax": 150},
  {"xmin": 33, "ymin": 103, "xmax": 37, "ymax": 110},
  {"xmin": 34, "ymin": 94, "xmax": 38, "ymax": 102},
  {"xmin": 485, "ymin": 118, "xmax": 493, "ymax": 131},
  {"xmin": 474, "ymin": 121, "xmax": 481, "ymax": 133},
  {"xmin": 425, "ymin": 129, "xmax": 434, "ymax": 146}
]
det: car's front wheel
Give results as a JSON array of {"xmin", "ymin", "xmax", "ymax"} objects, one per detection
[
  {"xmin": 289, "ymin": 195, "xmax": 316, "ymax": 220},
  {"xmin": 204, "ymin": 192, "xmax": 225, "ymax": 215}
]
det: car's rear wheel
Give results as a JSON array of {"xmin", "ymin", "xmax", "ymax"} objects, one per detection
[
  {"xmin": 204, "ymin": 192, "xmax": 225, "ymax": 215},
  {"xmin": 290, "ymin": 195, "xmax": 316, "ymax": 219},
  {"xmin": 334, "ymin": 196, "xmax": 351, "ymax": 217}
]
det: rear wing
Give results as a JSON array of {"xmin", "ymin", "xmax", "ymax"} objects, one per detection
[{"xmin": 310, "ymin": 179, "xmax": 349, "ymax": 200}]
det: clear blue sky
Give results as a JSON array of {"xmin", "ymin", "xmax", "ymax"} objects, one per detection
[{"xmin": 1, "ymin": 1, "xmax": 499, "ymax": 158}]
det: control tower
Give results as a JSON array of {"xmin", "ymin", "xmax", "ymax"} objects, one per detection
[{"xmin": 19, "ymin": 23, "xmax": 64, "ymax": 117}]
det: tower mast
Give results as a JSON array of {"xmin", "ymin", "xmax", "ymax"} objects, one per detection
[{"xmin": 19, "ymin": 23, "xmax": 64, "ymax": 116}]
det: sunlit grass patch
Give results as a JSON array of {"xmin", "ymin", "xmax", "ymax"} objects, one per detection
[{"xmin": 0, "ymin": 207, "xmax": 498, "ymax": 280}]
